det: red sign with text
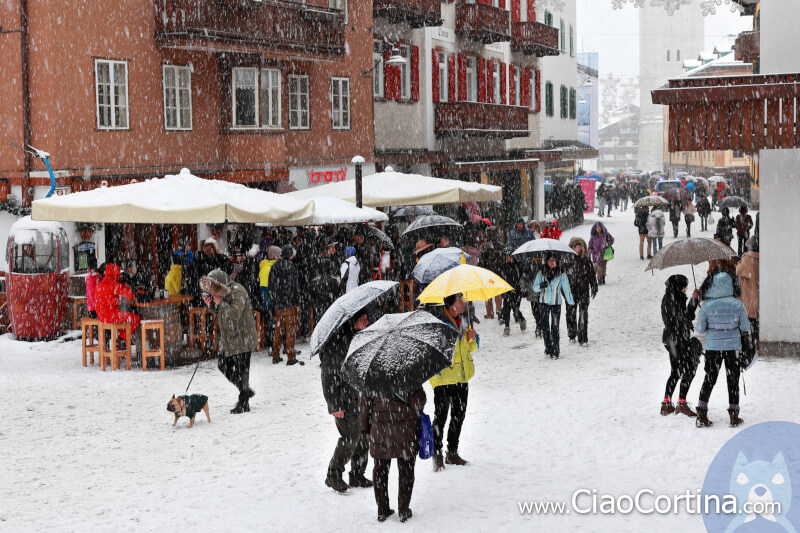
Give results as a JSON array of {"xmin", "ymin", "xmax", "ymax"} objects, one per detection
[{"xmin": 309, "ymin": 167, "xmax": 348, "ymax": 185}]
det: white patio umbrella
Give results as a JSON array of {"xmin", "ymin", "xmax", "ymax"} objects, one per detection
[
  {"xmin": 285, "ymin": 170, "xmax": 502, "ymax": 207},
  {"xmin": 32, "ymin": 168, "xmax": 315, "ymax": 224},
  {"xmin": 256, "ymin": 196, "xmax": 387, "ymax": 226}
]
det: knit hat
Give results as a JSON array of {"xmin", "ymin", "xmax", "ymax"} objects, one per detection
[
  {"xmin": 281, "ymin": 245, "xmax": 295, "ymax": 259},
  {"xmin": 203, "ymin": 238, "xmax": 219, "ymax": 253},
  {"xmin": 344, "ymin": 246, "xmax": 357, "ymax": 258},
  {"xmin": 267, "ymin": 246, "xmax": 281, "ymax": 260},
  {"xmin": 516, "ymin": 217, "xmax": 525, "ymax": 225}
]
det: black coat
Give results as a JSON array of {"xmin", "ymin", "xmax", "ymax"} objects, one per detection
[
  {"xmin": 320, "ymin": 325, "xmax": 359, "ymax": 415},
  {"xmin": 309, "ymin": 256, "xmax": 342, "ymax": 313},
  {"xmin": 661, "ymin": 284, "xmax": 698, "ymax": 345},
  {"xmin": 359, "ymin": 388, "xmax": 426, "ymax": 460},
  {"xmin": 634, "ymin": 210, "xmax": 650, "ymax": 235},
  {"xmin": 567, "ymin": 256, "xmax": 598, "ymax": 298},
  {"xmin": 500, "ymin": 258, "xmax": 526, "ymax": 292},
  {"xmin": 268, "ymin": 258, "xmax": 300, "ymax": 309},
  {"xmin": 480, "ymin": 238, "xmax": 504, "ymax": 274}
]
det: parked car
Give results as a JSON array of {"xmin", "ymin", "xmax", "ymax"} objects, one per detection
[{"xmin": 653, "ymin": 179, "xmax": 684, "ymax": 197}]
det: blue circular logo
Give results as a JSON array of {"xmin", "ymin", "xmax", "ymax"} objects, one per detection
[{"xmin": 703, "ymin": 421, "xmax": 800, "ymax": 532}]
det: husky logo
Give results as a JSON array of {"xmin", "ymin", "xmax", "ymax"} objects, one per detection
[{"xmin": 703, "ymin": 422, "xmax": 800, "ymax": 533}]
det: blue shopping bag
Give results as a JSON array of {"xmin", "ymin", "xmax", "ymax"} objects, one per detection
[{"xmin": 419, "ymin": 410, "xmax": 434, "ymax": 460}]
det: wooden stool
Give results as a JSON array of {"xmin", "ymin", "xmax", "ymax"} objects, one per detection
[
  {"xmin": 81, "ymin": 317, "xmax": 101, "ymax": 367},
  {"xmin": 141, "ymin": 319, "xmax": 165, "ymax": 371},
  {"xmin": 69, "ymin": 296, "xmax": 88, "ymax": 330},
  {"xmin": 99, "ymin": 322, "xmax": 132, "ymax": 371},
  {"xmin": 252, "ymin": 310, "xmax": 263, "ymax": 351},
  {"xmin": 188, "ymin": 307, "xmax": 210, "ymax": 350}
]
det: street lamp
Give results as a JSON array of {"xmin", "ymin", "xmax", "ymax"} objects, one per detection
[
  {"xmin": 361, "ymin": 41, "xmax": 407, "ymax": 77},
  {"xmin": 352, "ymin": 155, "xmax": 365, "ymax": 208}
]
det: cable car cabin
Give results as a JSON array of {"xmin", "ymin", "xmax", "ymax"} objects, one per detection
[{"xmin": 5, "ymin": 217, "xmax": 69, "ymax": 340}]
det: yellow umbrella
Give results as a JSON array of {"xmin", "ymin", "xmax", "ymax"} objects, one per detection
[{"xmin": 417, "ymin": 264, "xmax": 513, "ymax": 304}]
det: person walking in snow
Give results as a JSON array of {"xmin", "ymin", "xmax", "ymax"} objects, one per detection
[
  {"xmin": 736, "ymin": 237, "xmax": 759, "ymax": 344},
  {"xmin": 340, "ymin": 246, "xmax": 361, "ymax": 294},
  {"xmin": 734, "ymin": 206, "xmax": 753, "ymax": 258},
  {"xmin": 668, "ymin": 201, "xmax": 682, "ymax": 238},
  {"xmin": 500, "ymin": 248, "xmax": 527, "ymax": 335},
  {"xmin": 269, "ymin": 245, "xmax": 304, "ymax": 366},
  {"xmin": 322, "ymin": 312, "xmax": 373, "ymax": 494},
  {"xmin": 596, "ymin": 184, "xmax": 606, "ymax": 217},
  {"xmin": 565, "ymin": 238, "xmax": 597, "ymax": 346},
  {"xmin": 695, "ymin": 271, "xmax": 752, "ymax": 428},
  {"xmin": 588, "ymin": 221, "xmax": 614, "ymax": 285},
  {"xmin": 647, "ymin": 207, "xmax": 666, "ymax": 256},
  {"xmin": 682, "ymin": 199, "xmax": 696, "ymax": 238},
  {"xmin": 533, "ymin": 254, "xmax": 574, "ymax": 360},
  {"xmin": 660, "ymin": 275, "xmax": 700, "ymax": 418},
  {"xmin": 716, "ymin": 207, "xmax": 735, "ymax": 244},
  {"xmin": 634, "ymin": 205, "xmax": 652, "ymax": 260},
  {"xmin": 479, "ymin": 226, "xmax": 504, "ymax": 319},
  {"xmin": 696, "ymin": 195, "xmax": 711, "ymax": 232},
  {"xmin": 507, "ymin": 217, "xmax": 534, "ymax": 251}
]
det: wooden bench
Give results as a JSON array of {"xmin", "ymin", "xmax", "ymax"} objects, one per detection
[
  {"xmin": 81, "ymin": 317, "xmax": 101, "ymax": 367},
  {"xmin": 99, "ymin": 322, "xmax": 132, "ymax": 371},
  {"xmin": 141, "ymin": 319, "xmax": 165, "ymax": 371}
]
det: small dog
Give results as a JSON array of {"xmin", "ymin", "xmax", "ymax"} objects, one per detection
[{"xmin": 167, "ymin": 394, "xmax": 210, "ymax": 428}]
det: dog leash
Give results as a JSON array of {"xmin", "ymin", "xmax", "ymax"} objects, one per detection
[{"xmin": 184, "ymin": 360, "xmax": 201, "ymax": 394}]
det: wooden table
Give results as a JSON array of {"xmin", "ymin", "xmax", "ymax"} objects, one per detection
[
  {"xmin": 135, "ymin": 298, "xmax": 185, "ymax": 359},
  {"xmin": 68, "ymin": 296, "xmax": 88, "ymax": 330}
]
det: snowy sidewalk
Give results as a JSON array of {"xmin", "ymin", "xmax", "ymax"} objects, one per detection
[{"xmin": 1, "ymin": 208, "xmax": 797, "ymax": 533}]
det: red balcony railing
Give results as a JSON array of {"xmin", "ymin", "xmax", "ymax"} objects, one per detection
[
  {"xmin": 154, "ymin": 0, "xmax": 345, "ymax": 57},
  {"xmin": 734, "ymin": 31, "xmax": 759, "ymax": 65},
  {"xmin": 373, "ymin": 0, "xmax": 441, "ymax": 28},
  {"xmin": 456, "ymin": 3, "xmax": 511, "ymax": 44},
  {"xmin": 434, "ymin": 102, "xmax": 529, "ymax": 138},
  {"xmin": 511, "ymin": 21, "xmax": 559, "ymax": 57}
]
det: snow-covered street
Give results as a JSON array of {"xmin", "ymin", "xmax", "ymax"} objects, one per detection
[{"xmin": 2, "ymin": 208, "xmax": 797, "ymax": 533}]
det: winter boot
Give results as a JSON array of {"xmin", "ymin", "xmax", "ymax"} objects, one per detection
[
  {"xmin": 433, "ymin": 453, "xmax": 445, "ymax": 472},
  {"xmin": 675, "ymin": 401, "xmax": 697, "ymax": 417},
  {"xmin": 399, "ymin": 509, "xmax": 413, "ymax": 523},
  {"xmin": 377, "ymin": 509, "xmax": 395, "ymax": 522},
  {"xmin": 660, "ymin": 401, "xmax": 675, "ymax": 416},
  {"xmin": 325, "ymin": 471, "xmax": 349, "ymax": 493},
  {"xmin": 348, "ymin": 472, "xmax": 373, "ymax": 488},
  {"xmin": 445, "ymin": 450, "xmax": 468, "ymax": 466},
  {"xmin": 695, "ymin": 407, "xmax": 713, "ymax": 427},
  {"xmin": 727, "ymin": 408, "xmax": 744, "ymax": 428},
  {"xmin": 230, "ymin": 399, "xmax": 250, "ymax": 414},
  {"xmin": 519, "ymin": 318, "xmax": 527, "ymax": 331},
  {"xmin": 503, "ymin": 327, "xmax": 510, "ymax": 336}
]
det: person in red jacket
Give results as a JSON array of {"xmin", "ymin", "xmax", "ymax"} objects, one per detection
[
  {"xmin": 95, "ymin": 263, "xmax": 140, "ymax": 340},
  {"xmin": 541, "ymin": 219, "xmax": 562, "ymax": 240}
]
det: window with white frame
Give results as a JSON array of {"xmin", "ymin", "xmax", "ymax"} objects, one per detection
[
  {"xmin": 163, "ymin": 64, "xmax": 192, "ymax": 130},
  {"xmin": 399, "ymin": 45, "xmax": 411, "ymax": 100},
  {"xmin": 289, "ymin": 74, "xmax": 310, "ymax": 130},
  {"xmin": 328, "ymin": 0, "xmax": 347, "ymax": 23},
  {"xmin": 493, "ymin": 62, "xmax": 501, "ymax": 104},
  {"xmin": 666, "ymin": 49, "xmax": 671, "ymax": 62},
  {"xmin": 438, "ymin": 50, "xmax": 448, "ymax": 102},
  {"xmin": 95, "ymin": 59, "xmax": 129, "ymax": 130},
  {"xmin": 232, "ymin": 67, "xmax": 282, "ymax": 129},
  {"xmin": 466, "ymin": 56, "xmax": 477, "ymax": 102},
  {"xmin": 513, "ymin": 66, "xmax": 521, "ymax": 106},
  {"xmin": 373, "ymin": 40, "xmax": 384, "ymax": 98},
  {"xmin": 331, "ymin": 77, "xmax": 350, "ymax": 130}
]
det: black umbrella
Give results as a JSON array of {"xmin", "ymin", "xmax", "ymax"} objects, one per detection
[
  {"xmin": 390, "ymin": 205, "xmax": 436, "ymax": 219},
  {"xmin": 309, "ymin": 280, "xmax": 399, "ymax": 357},
  {"xmin": 719, "ymin": 196, "xmax": 748, "ymax": 210},
  {"xmin": 364, "ymin": 225, "xmax": 394, "ymax": 250},
  {"xmin": 400, "ymin": 215, "xmax": 462, "ymax": 241},
  {"xmin": 645, "ymin": 237, "xmax": 737, "ymax": 286},
  {"xmin": 342, "ymin": 310, "xmax": 458, "ymax": 396}
]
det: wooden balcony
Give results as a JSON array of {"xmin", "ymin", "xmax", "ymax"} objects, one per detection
[
  {"xmin": 456, "ymin": 3, "xmax": 511, "ymax": 44},
  {"xmin": 651, "ymin": 73, "xmax": 800, "ymax": 152},
  {"xmin": 434, "ymin": 102, "xmax": 529, "ymax": 139},
  {"xmin": 734, "ymin": 31, "xmax": 759, "ymax": 65},
  {"xmin": 154, "ymin": 0, "xmax": 345, "ymax": 57},
  {"xmin": 511, "ymin": 21, "xmax": 559, "ymax": 57},
  {"xmin": 373, "ymin": 0, "xmax": 442, "ymax": 28}
]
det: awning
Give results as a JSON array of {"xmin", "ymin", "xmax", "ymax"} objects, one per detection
[
  {"xmin": 256, "ymin": 196, "xmax": 387, "ymax": 226},
  {"xmin": 526, "ymin": 140, "xmax": 599, "ymax": 161},
  {"xmin": 31, "ymin": 168, "xmax": 316, "ymax": 224},
  {"xmin": 286, "ymin": 170, "xmax": 502, "ymax": 207}
]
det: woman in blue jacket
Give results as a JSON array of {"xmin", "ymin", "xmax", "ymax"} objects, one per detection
[
  {"xmin": 533, "ymin": 254, "xmax": 574, "ymax": 360},
  {"xmin": 695, "ymin": 271, "xmax": 752, "ymax": 428}
]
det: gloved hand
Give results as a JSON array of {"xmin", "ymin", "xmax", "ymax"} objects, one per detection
[
  {"xmin": 539, "ymin": 279, "xmax": 549, "ymax": 289},
  {"xmin": 591, "ymin": 288, "xmax": 598, "ymax": 299}
]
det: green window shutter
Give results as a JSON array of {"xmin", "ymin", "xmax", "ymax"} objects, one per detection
[
  {"xmin": 560, "ymin": 85, "xmax": 567, "ymax": 118},
  {"xmin": 545, "ymin": 82, "xmax": 553, "ymax": 116},
  {"xmin": 560, "ymin": 20, "xmax": 565, "ymax": 51},
  {"xmin": 570, "ymin": 88, "xmax": 576, "ymax": 119},
  {"xmin": 570, "ymin": 25, "xmax": 574, "ymax": 57}
]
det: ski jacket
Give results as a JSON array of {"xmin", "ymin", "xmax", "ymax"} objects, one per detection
[{"xmin": 697, "ymin": 272, "xmax": 751, "ymax": 351}]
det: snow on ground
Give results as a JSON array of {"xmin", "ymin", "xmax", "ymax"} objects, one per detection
[{"xmin": 1, "ymin": 207, "xmax": 798, "ymax": 533}]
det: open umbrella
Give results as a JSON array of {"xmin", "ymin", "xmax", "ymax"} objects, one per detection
[
  {"xmin": 390, "ymin": 205, "xmax": 436, "ymax": 219},
  {"xmin": 364, "ymin": 225, "xmax": 394, "ymax": 250},
  {"xmin": 417, "ymin": 264, "xmax": 513, "ymax": 304},
  {"xmin": 412, "ymin": 247, "xmax": 471, "ymax": 284},
  {"xmin": 309, "ymin": 280, "xmax": 399, "ymax": 357},
  {"xmin": 511, "ymin": 238, "xmax": 576, "ymax": 258},
  {"xmin": 708, "ymin": 176, "xmax": 728, "ymax": 184},
  {"xmin": 719, "ymin": 196, "xmax": 748, "ymax": 210},
  {"xmin": 634, "ymin": 195, "xmax": 670, "ymax": 208},
  {"xmin": 645, "ymin": 238, "xmax": 737, "ymax": 286},
  {"xmin": 661, "ymin": 188, "xmax": 691, "ymax": 202},
  {"xmin": 401, "ymin": 215, "xmax": 463, "ymax": 240},
  {"xmin": 342, "ymin": 310, "xmax": 459, "ymax": 396}
]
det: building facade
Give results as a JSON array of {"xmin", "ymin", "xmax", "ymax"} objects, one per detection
[
  {"xmin": 577, "ymin": 52, "xmax": 598, "ymax": 171},
  {"xmin": 597, "ymin": 105, "xmax": 639, "ymax": 173}
]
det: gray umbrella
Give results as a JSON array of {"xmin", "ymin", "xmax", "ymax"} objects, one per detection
[
  {"xmin": 342, "ymin": 310, "xmax": 458, "ymax": 396},
  {"xmin": 634, "ymin": 195, "xmax": 670, "ymax": 208},
  {"xmin": 364, "ymin": 225, "xmax": 394, "ymax": 250},
  {"xmin": 309, "ymin": 280, "xmax": 399, "ymax": 357},
  {"xmin": 400, "ymin": 214, "xmax": 463, "ymax": 239},
  {"xmin": 412, "ymin": 247, "xmax": 471, "ymax": 283},
  {"xmin": 645, "ymin": 238, "xmax": 737, "ymax": 286},
  {"xmin": 719, "ymin": 196, "xmax": 748, "ymax": 210},
  {"xmin": 391, "ymin": 205, "xmax": 436, "ymax": 219}
]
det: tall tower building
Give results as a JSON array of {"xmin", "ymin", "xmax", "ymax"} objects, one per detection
[{"xmin": 638, "ymin": 1, "xmax": 704, "ymax": 171}]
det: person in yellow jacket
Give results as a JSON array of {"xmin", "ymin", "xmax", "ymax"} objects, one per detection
[
  {"xmin": 258, "ymin": 246, "xmax": 281, "ymax": 354},
  {"xmin": 429, "ymin": 293, "xmax": 478, "ymax": 473},
  {"xmin": 164, "ymin": 252, "xmax": 183, "ymax": 296}
]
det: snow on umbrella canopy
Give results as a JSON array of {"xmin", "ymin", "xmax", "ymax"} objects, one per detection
[
  {"xmin": 412, "ymin": 247, "xmax": 471, "ymax": 284},
  {"xmin": 645, "ymin": 238, "xmax": 737, "ymax": 272},
  {"xmin": 400, "ymin": 215, "xmax": 463, "ymax": 241},
  {"xmin": 416, "ymin": 264, "xmax": 513, "ymax": 304},
  {"xmin": 309, "ymin": 280, "xmax": 399, "ymax": 357},
  {"xmin": 661, "ymin": 187, "xmax": 691, "ymax": 202},
  {"xmin": 719, "ymin": 196, "xmax": 748, "ymax": 210},
  {"xmin": 341, "ymin": 310, "xmax": 458, "ymax": 396},
  {"xmin": 511, "ymin": 238, "xmax": 576, "ymax": 258},
  {"xmin": 634, "ymin": 195, "xmax": 670, "ymax": 208},
  {"xmin": 363, "ymin": 225, "xmax": 395, "ymax": 251},
  {"xmin": 390, "ymin": 205, "xmax": 437, "ymax": 219}
]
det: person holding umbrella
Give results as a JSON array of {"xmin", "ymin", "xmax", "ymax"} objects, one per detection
[
  {"xmin": 634, "ymin": 205, "xmax": 652, "ymax": 260},
  {"xmin": 660, "ymin": 275, "xmax": 700, "ymax": 418},
  {"xmin": 565, "ymin": 238, "xmax": 597, "ymax": 346},
  {"xmin": 533, "ymin": 254, "xmax": 574, "ymax": 360},
  {"xmin": 428, "ymin": 293, "xmax": 478, "ymax": 472}
]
